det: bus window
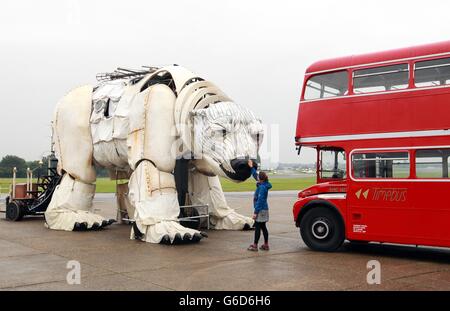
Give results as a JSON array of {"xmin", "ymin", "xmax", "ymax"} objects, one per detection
[
  {"xmin": 319, "ymin": 149, "xmax": 346, "ymax": 179},
  {"xmin": 415, "ymin": 149, "xmax": 450, "ymax": 178},
  {"xmin": 414, "ymin": 57, "xmax": 450, "ymax": 87},
  {"xmin": 353, "ymin": 64, "xmax": 409, "ymax": 94},
  {"xmin": 304, "ymin": 71, "xmax": 348, "ymax": 100},
  {"xmin": 352, "ymin": 152, "xmax": 409, "ymax": 179}
]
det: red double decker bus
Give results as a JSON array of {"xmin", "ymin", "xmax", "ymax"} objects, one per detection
[{"xmin": 293, "ymin": 41, "xmax": 450, "ymax": 251}]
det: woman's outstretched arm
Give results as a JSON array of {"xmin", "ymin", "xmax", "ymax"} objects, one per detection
[{"xmin": 248, "ymin": 160, "xmax": 258, "ymax": 181}]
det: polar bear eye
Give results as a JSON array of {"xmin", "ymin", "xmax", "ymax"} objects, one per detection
[
  {"xmin": 211, "ymin": 129, "xmax": 226, "ymax": 138},
  {"xmin": 210, "ymin": 125, "xmax": 227, "ymax": 138}
]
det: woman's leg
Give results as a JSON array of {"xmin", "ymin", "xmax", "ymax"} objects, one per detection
[
  {"xmin": 261, "ymin": 222, "xmax": 269, "ymax": 244},
  {"xmin": 254, "ymin": 222, "xmax": 261, "ymax": 244}
]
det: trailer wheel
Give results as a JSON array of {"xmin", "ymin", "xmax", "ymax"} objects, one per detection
[
  {"xmin": 6, "ymin": 201, "xmax": 24, "ymax": 221},
  {"xmin": 300, "ymin": 207, "xmax": 344, "ymax": 252}
]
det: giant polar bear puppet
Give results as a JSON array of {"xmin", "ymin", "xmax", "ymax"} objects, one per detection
[{"xmin": 45, "ymin": 65, "xmax": 264, "ymax": 244}]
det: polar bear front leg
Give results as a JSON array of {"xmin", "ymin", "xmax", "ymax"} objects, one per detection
[
  {"xmin": 45, "ymin": 174, "xmax": 115, "ymax": 231},
  {"xmin": 128, "ymin": 160, "xmax": 204, "ymax": 244},
  {"xmin": 189, "ymin": 169, "xmax": 254, "ymax": 230}
]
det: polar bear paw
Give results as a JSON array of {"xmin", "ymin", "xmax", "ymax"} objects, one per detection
[
  {"xmin": 211, "ymin": 211, "xmax": 254, "ymax": 230},
  {"xmin": 45, "ymin": 209, "xmax": 116, "ymax": 232},
  {"xmin": 131, "ymin": 220, "xmax": 207, "ymax": 244}
]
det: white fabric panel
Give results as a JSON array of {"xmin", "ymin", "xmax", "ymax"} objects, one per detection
[
  {"xmin": 91, "ymin": 117, "xmax": 114, "ymax": 144},
  {"xmin": 51, "ymin": 174, "xmax": 95, "ymax": 212},
  {"xmin": 127, "ymin": 90, "xmax": 146, "ymax": 133},
  {"xmin": 126, "ymin": 87, "xmax": 147, "ymax": 169},
  {"xmin": 125, "ymin": 83, "xmax": 178, "ymax": 171},
  {"xmin": 112, "ymin": 116, "xmax": 129, "ymax": 140},
  {"xmin": 188, "ymin": 169, "xmax": 254, "ymax": 230},
  {"xmin": 53, "ymin": 85, "xmax": 96, "ymax": 183},
  {"xmin": 45, "ymin": 174, "xmax": 105, "ymax": 231},
  {"xmin": 93, "ymin": 141, "xmax": 128, "ymax": 169},
  {"xmin": 92, "ymin": 79, "xmax": 127, "ymax": 102},
  {"xmin": 143, "ymin": 84, "xmax": 177, "ymax": 172},
  {"xmin": 90, "ymin": 100, "xmax": 106, "ymax": 124},
  {"xmin": 91, "ymin": 80, "xmax": 127, "ymax": 125},
  {"xmin": 115, "ymin": 139, "xmax": 128, "ymax": 163},
  {"xmin": 127, "ymin": 130, "xmax": 145, "ymax": 170},
  {"xmin": 90, "ymin": 80, "xmax": 132, "ymax": 170},
  {"xmin": 108, "ymin": 100, "xmax": 119, "ymax": 116},
  {"xmin": 114, "ymin": 87, "xmax": 138, "ymax": 117}
]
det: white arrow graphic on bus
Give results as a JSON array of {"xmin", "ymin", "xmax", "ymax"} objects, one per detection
[
  {"xmin": 363, "ymin": 189, "xmax": 369, "ymax": 199},
  {"xmin": 356, "ymin": 189, "xmax": 370, "ymax": 199}
]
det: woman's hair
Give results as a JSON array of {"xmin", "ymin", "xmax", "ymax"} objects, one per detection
[{"xmin": 258, "ymin": 171, "xmax": 268, "ymax": 182}]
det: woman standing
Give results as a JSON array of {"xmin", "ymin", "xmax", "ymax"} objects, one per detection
[{"xmin": 247, "ymin": 160, "xmax": 272, "ymax": 251}]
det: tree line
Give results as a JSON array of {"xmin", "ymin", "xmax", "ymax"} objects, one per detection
[
  {"xmin": 0, "ymin": 155, "xmax": 108, "ymax": 178},
  {"xmin": 0, "ymin": 155, "xmax": 48, "ymax": 178}
]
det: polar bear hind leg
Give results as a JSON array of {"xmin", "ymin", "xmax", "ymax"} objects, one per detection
[
  {"xmin": 45, "ymin": 85, "xmax": 115, "ymax": 231},
  {"xmin": 45, "ymin": 174, "xmax": 115, "ymax": 231}
]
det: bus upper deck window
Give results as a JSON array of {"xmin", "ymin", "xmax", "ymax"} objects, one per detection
[
  {"xmin": 304, "ymin": 71, "xmax": 348, "ymax": 100},
  {"xmin": 353, "ymin": 64, "xmax": 409, "ymax": 94},
  {"xmin": 414, "ymin": 57, "xmax": 450, "ymax": 88}
]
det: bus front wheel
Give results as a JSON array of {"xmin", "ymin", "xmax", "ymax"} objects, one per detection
[{"xmin": 300, "ymin": 207, "xmax": 344, "ymax": 252}]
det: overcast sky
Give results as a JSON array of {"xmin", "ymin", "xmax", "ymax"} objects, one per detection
[{"xmin": 1, "ymin": 0, "xmax": 450, "ymax": 166}]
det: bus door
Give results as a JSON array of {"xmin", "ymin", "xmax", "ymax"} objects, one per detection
[{"xmin": 347, "ymin": 150, "xmax": 415, "ymax": 243}]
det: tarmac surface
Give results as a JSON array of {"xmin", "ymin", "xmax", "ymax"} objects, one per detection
[{"xmin": 0, "ymin": 191, "xmax": 449, "ymax": 291}]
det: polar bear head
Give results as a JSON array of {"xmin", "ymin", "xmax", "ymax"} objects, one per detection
[{"xmin": 189, "ymin": 102, "xmax": 264, "ymax": 182}]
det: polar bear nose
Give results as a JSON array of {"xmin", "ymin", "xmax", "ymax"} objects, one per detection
[{"xmin": 230, "ymin": 158, "xmax": 255, "ymax": 181}]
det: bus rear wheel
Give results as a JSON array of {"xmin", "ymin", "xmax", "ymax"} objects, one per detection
[{"xmin": 300, "ymin": 207, "xmax": 344, "ymax": 252}]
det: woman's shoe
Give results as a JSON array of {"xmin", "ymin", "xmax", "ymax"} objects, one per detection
[
  {"xmin": 260, "ymin": 244, "xmax": 270, "ymax": 251},
  {"xmin": 247, "ymin": 244, "xmax": 258, "ymax": 251}
]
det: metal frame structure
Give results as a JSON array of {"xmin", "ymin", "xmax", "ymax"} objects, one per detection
[
  {"xmin": 5, "ymin": 154, "xmax": 62, "ymax": 221},
  {"xmin": 96, "ymin": 66, "xmax": 159, "ymax": 82}
]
